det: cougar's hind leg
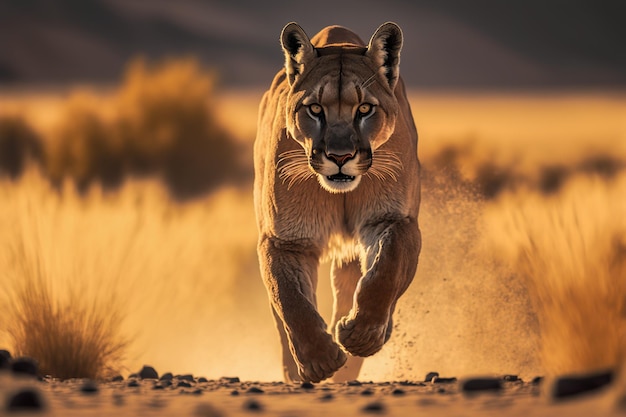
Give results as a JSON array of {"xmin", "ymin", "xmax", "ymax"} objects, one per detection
[
  {"xmin": 272, "ymin": 306, "xmax": 300, "ymax": 383},
  {"xmin": 329, "ymin": 258, "xmax": 364, "ymax": 382}
]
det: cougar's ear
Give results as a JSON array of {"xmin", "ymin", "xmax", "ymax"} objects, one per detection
[
  {"xmin": 281, "ymin": 22, "xmax": 316, "ymax": 85},
  {"xmin": 366, "ymin": 22, "xmax": 403, "ymax": 90}
]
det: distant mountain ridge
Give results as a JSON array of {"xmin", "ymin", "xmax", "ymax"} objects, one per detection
[{"xmin": 0, "ymin": 0, "xmax": 624, "ymax": 89}]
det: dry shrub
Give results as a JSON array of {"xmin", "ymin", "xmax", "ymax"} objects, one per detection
[
  {"xmin": 3, "ymin": 225, "xmax": 127, "ymax": 379},
  {"xmin": 47, "ymin": 94, "xmax": 124, "ymax": 191},
  {"xmin": 45, "ymin": 57, "xmax": 243, "ymax": 198},
  {"xmin": 422, "ymin": 140, "xmax": 626, "ymax": 199},
  {"xmin": 116, "ymin": 58, "xmax": 242, "ymax": 197},
  {"xmin": 485, "ymin": 173, "xmax": 626, "ymax": 375},
  {"xmin": 0, "ymin": 115, "xmax": 43, "ymax": 178},
  {"xmin": 6, "ymin": 264, "xmax": 126, "ymax": 380}
]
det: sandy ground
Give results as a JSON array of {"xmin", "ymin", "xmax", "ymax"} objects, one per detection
[{"xmin": 2, "ymin": 370, "xmax": 625, "ymax": 416}]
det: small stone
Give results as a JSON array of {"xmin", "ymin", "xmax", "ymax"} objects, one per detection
[
  {"xmin": 432, "ymin": 376, "xmax": 457, "ymax": 384},
  {"xmin": 197, "ymin": 377, "xmax": 209, "ymax": 383},
  {"xmin": 178, "ymin": 374, "xmax": 195, "ymax": 382},
  {"xmin": 301, "ymin": 381, "xmax": 315, "ymax": 389},
  {"xmin": 177, "ymin": 381, "xmax": 193, "ymax": 388},
  {"xmin": 6, "ymin": 388, "xmax": 46, "ymax": 411},
  {"xmin": 230, "ymin": 390, "xmax": 240, "ymax": 396},
  {"xmin": 462, "ymin": 377, "xmax": 503, "ymax": 393},
  {"xmin": 221, "ymin": 376, "xmax": 240, "ymax": 383},
  {"xmin": 392, "ymin": 388, "xmax": 405, "ymax": 396},
  {"xmin": 153, "ymin": 382, "xmax": 166, "ymax": 390},
  {"xmin": 246, "ymin": 386, "xmax": 264, "ymax": 394},
  {"xmin": 159, "ymin": 379, "xmax": 173, "ymax": 387},
  {"xmin": 362, "ymin": 401, "xmax": 385, "ymax": 413},
  {"xmin": 0, "ymin": 349, "xmax": 11, "ymax": 369},
  {"xmin": 552, "ymin": 370, "xmax": 614, "ymax": 399},
  {"xmin": 424, "ymin": 372, "xmax": 439, "ymax": 382},
  {"xmin": 11, "ymin": 357, "xmax": 38, "ymax": 377},
  {"xmin": 138, "ymin": 365, "xmax": 159, "ymax": 379},
  {"xmin": 243, "ymin": 399, "xmax": 263, "ymax": 411},
  {"xmin": 128, "ymin": 379, "xmax": 140, "ymax": 387},
  {"xmin": 110, "ymin": 375, "xmax": 124, "ymax": 382},
  {"xmin": 160, "ymin": 372, "xmax": 174, "ymax": 381},
  {"xmin": 502, "ymin": 374, "xmax": 519, "ymax": 382},
  {"xmin": 360, "ymin": 388, "xmax": 374, "ymax": 396},
  {"xmin": 531, "ymin": 376, "xmax": 544, "ymax": 386},
  {"xmin": 80, "ymin": 380, "xmax": 99, "ymax": 394},
  {"xmin": 319, "ymin": 393, "xmax": 334, "ymax": 401},
  {"xmin": 346, "ymin": 380, "xmax": 362, "ymax": 386}
]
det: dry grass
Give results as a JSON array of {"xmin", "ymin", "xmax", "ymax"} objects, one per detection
[
  {"xmin": 0, "ymin": 171, "xmax": 274, "ymax": 380},
  {"xmin": 485, "ymin": 173, "xmax": 626, "ymax": 376}
]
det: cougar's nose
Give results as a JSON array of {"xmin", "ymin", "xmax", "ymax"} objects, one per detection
[{"xmin": 326, "ymin": 152, "xmax": 355, "ymax": 167}]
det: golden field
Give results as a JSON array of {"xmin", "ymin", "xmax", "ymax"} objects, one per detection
[{"xmin": 0, "ymin": 59, "xmax": 625, "ymax": 384}]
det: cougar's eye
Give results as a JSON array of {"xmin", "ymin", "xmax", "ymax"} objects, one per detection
[
  {"xmin": 308, "ymin": 103, "xmax": 323, "ymax": 117},
  {"xmin": 357, "ymin": 103, "xmax": 374, "ymax": 117}
]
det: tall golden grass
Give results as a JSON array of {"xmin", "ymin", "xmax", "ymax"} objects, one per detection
[
  {"xmin": 0, "ymin": 171, "xmax": 275, "ymax": 380},
  {"xmin": 485, "ymin": 173, "xmax": 626, "ymax": 376}
]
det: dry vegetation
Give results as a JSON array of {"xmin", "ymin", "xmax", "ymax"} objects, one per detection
[
  {"xmin": 485, "ymin": 174, "xmax": 626, "ymax": 376},
  {"xmin": 0, "ymin": 60, "xmax": 625, "ymax": 381}
]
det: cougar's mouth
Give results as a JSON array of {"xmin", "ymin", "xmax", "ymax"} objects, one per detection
[{"xmin": 327, "ymin": 173, "xmax": 356, "ymax": 182}]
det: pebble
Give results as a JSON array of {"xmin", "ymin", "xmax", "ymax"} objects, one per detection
[
  {"xmin": 198, "ymin": 377, "xmax": 209, "ymax": 383},
  {"xmin": 391, "ymin": 388, "xmax": 405, "ymax": 396},
  {"xmin": 462, "ymin": 377, "xmax": 503, "ymax": 393},
  {"xmin": 346, "ymin": 380, "xmax": 362, "ymax": 386},
  {"xmin": 552, "ymin": 370, "xmax": 614, "ymax": 399},
  {"xmin": 319, "ymin": 393, "xmax": 334, "ymax": 401},
  {"xmin": 178, "ymin": 374, "xmax": 195, "ymax": 382},
  {"xmin": 177, "ymin": 381, "xmax": 193, "ymax": 388},
  {"xmin": 80, "ymin": 380, "xmax": 99, "ymax": 394},
  {"xmin": 138, "ymin": 365, "xmax": 159, "ymax": 380},
  {"xmin": 10, "ymin": 357, "xmax": 38, "ymax": 377},
  {"xmin": 362, "ymin": 401, "xmax": 385, "ymax": 413},
  {"xmin": 109, "ymin": 375, "xmax": 124, "ymax": 382},
  {"xmin": 6, "ymin": 388, "xmax": 46, "ymax": 411},
  {"xmin": 0, "ymin": 349, "xmax": 11, "ymax": 369},
  {"xmin": 502, "ymin": 374, "xmax": 520, "ymax": 382},
  {"xmin": 531, "ymin": 376, "xmax": 544, "ymax": 386},
  {"xmin": 360, "ymin": 388, "xmax": 374, "ymax": 396},
  {"xmin": 128, "ymin": 380, "xmax": 140, "ymax": 388},
  {"xmin": 230, "ymin": 390, "xmax": 240, "ymax": 396},
  {"xmin": 432, "ymin": 376, "xmax": 457, "ymax": 384},
  {"xmin": 160, "ymin": 372, "xmax": 174, "ymax": 381},
  {"xmin": 300, "ymin": 381, "xmax": 315, "ymax": 389},
  {"xmin": 243, "ymin": 399, "xmax": 263, "ymax": 411},
  {"xmin": 424, "ymin": 371, "xmax": 439, "ymax": 382},
  {"xmin": 246, "ymin": 386, "xmax": 264, "ymax": 394},
  {"xmin": 221, "ymin": 376, "xmax": 240, "ymax": 383}
]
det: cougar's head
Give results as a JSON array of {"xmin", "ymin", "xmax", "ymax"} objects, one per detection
[{"xmin": 279, "ymin": 22, "xmax": 403, "ymax": 193}]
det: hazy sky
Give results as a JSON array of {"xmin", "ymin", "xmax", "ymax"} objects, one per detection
[{"xmin": 0, "ymin": 0, "xmax": 624, "ymax": 89}]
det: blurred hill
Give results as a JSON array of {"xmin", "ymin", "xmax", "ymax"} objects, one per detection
[{"xmin": 0, "ymin": 0, "xmax": 625, "ymax": 90}]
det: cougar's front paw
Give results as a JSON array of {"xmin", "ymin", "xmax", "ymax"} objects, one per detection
[
  {"xmin": 293, "ymin": 333, "xmax": 347, "ymax": 382},
  {"xmin": 336, "ymin": 314, "xmax": 389, "ymax": 357}
]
